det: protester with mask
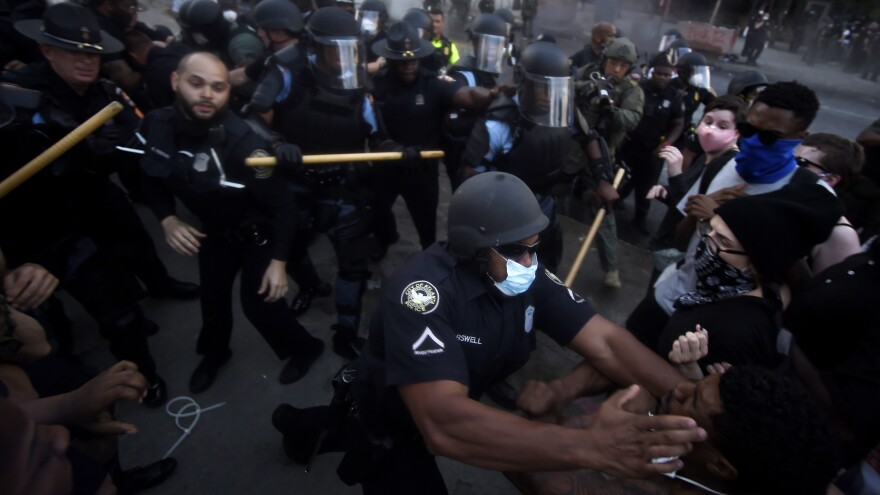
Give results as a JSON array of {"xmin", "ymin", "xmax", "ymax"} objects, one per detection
[
  {"xmin": 359, "ymin": 0, "xmax": 389, "ymax": 74},
  {"xmin": 271, "ymin": 172, "xmax": 706, "ymax": 494},
  {"xmin": 617, "ymin": 53, "xmax": 684, "ymax": 234},
  {"xmin": 646, "ymin": 95, "xmax": 744, "ymax": 283},
  {"xmin": 627, "ymin": 81, "xmax": 825, "ymax": 342}
]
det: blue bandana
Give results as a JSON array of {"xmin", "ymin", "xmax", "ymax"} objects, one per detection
[{"xmin": 734, "ymin": 134, "xmax": 800, "ymax": 184}]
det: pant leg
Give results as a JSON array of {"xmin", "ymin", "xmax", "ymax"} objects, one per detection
[
  {"xmin": 360, "ymin": 440, "xmax": 448, "ymax": 495},
  {"xmin": 370, "ymin": 171, "xmax": 401, "ymax": 246},
  {"xmin": 239, "ymin": 239, "xmax": 315, "ymax": 360},
  {"xmin": 399, "ymin": 162, "xmax": 439, "ymax": 249},
  {"xmin": 536, "ymin": 195, "xmax": 562, "ymax": 273},
  {"xmin": 196, "ymin": 235, "xmax": 241, "ymax": 359},
  {"xmin": 595, "ymin": 210, "xmax": 619, "ymax": 272},
  {"xmin": 633, "ymin": 151, "xmax": 662, "ymax": 222}
]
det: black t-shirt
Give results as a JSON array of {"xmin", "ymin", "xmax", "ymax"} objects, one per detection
[
  {"xmin": 371, "ymin": 67, "xmax": 462, "ymax": 148},
  {"xmin": 356, "ymin": 242, "xmax": 596, "ymax": 435},
  {"xmin": 659, "ymin": 295, "xmax": 782, "ymax": 371},
  {"xmin": 627, "ymin": 80, "xmax": 683, "ymax": 149}
]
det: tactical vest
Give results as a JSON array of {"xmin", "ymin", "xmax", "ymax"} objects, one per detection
[
  {"xmin": 279, "ymin": 84, "xmax": 369, "ymax": 154},
  {"xmin": 504, "ymin": 120, "xmax": 572, "ymax": 194}
]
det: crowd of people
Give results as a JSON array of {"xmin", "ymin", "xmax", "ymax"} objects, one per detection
[{"xmin": 0, "ymin": 0, "xmax": 878, "ymax": 494}]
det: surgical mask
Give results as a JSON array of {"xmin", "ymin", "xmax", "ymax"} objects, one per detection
[
  {"xmin": 223, "ymin": 10, "xmax": 238, "ymax": 22},
  {"xmin": 494, "ymin": 253, "xmax": 538, "ymax": 296},
  {"xmin": 696, "ymin": 121, "xmax": 737, "ymax": 154},
  {"xmin": 735, "ymin": 133, "xmax": 800, "ymax": 184}
]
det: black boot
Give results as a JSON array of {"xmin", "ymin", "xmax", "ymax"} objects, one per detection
[
  {"xmin": 331, "ymin": 325, "xmax": 365, "ymax": 360},
  {"xmin": 279, "ymin": 338, "xmax": 325, "ymax": 384},
  {"xmin": 189, "ymin": 349, "xmax": 232, "ymax": 393}
]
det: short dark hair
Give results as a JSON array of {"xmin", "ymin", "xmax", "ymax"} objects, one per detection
[
  {"xmin": 753, "ymin": 81, "xmax": 820, "ymax": 131},
  {"xmin": 703, "ymin": 94, "xmax": 747, "ymax": 126},
  {"xmin": 649, "ymin": 53, "xmax": 672, "ymax": 69},
  {"xmin": 713, "ymin": 366, "xmax": 840, "ymax": 495},
  {"xmin": 801, "ymin": 133, "xmax": 865, "ymax": 191},
  {"xmin": 429, "ymin": 7, "xmax": 444, "ymax": 16}
]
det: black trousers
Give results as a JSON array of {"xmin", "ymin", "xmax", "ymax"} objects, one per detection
[
  {"xmin": 372, "ymin": 160, "xmax": 439, "ymax": 250},
  {"xmin": 618, "ymin": 145, "xmax": 662, "ymax": 222},
  {"xmin": 359, "ymin": 440, "xmax": 447, "ymax": 495},
  {"xmin": 197, "ymin": 231, "xmax": 314, "ymax": 360}
]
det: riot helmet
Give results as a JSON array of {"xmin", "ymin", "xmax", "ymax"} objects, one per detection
[
  {"xmin": 179, "ymin": 0, "xmax": 230, "ymax": 48},
  {"xmin": 336, "ymin": 0, "xmax": 355, "ymax": 15},
  {"xmin": 658, "ymin": 28, "xmax": 682, "ymax": 52},
  {"xmin": 357, "ymin": 0, "xmax": 387, "ymax": 36},
  {"xmin": 252, "ymin": 0, "xmax": 304, "ymax": 34},
  {"xmin": 494, "ymin": 7, "xmax": 515, "ymax": 33},
  {"xmin": 307, "ymin": 6, "xmax": 365, "ymax": 90},
  {"xmin": 727, "ymin": 70, "xmax": 768, "ymax": 102},
  {"xmin": 447, "ymin": 172, "xmax": 549, "ymax": 259},
  {"xmin": 676, "ymin": 51, "xmax": 711, "ymax": 89},
  {"xmin": 403, "ymin": 8, "xmax": 432, "ymax": 40},
  {"xmin": 470, "ymin": 14, "xmax": 508, "ymax": 74},
  {"xmin": 517, "ymin": 41, "xmax": 572, "ymax": 128},
  {"xmin": 665, "ymin": 38, "xmax": 690, "ymax": 66}
]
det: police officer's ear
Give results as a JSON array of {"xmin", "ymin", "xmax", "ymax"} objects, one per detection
[{"xmin": 171, "ymin": 70, "xmax": 180, "ymax": 92}]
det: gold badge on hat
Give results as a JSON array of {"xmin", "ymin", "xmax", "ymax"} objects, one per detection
[{"xmin": 403, "ymin": 37, "xmax": 414, "ymax": 58}]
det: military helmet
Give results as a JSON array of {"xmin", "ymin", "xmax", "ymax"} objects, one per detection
[
  {"xmin": 447, "ymin": 172, "xmax": 549, "ymax": 259},
  {"xmin": 727, "ymin": 70, "xmax": 768, "ymax": 98},
  {"xmin": 252, "ymin": 0, "xmax": 304, "ymax": 33},
  {"xmin": 471, "ymin": 13, "xmax": 508, "ymax": 38},
  {"xmin": 494, "ymin": 7, "xmax": 515, "ymax": 27},
  {"xmin": 403, "ymin": 8, "xmax": 432, "ymax": 40},
  {"xmin": 602, "ymin": 37, "xmax": 638, "ymax": 64}
]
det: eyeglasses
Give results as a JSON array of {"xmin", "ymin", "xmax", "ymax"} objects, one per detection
[
  {"xmin": 697, "ymin": 221, "xmax": 748, "ymax": 256},
  {"xmin": 736, "ymin": 122, "xmax": 784, "ymax": 146},
  {"xmin": 795, "ymin": 155, "xmax": 830, "ymax": 175},
  {"xmin": 492, "ymin": 240, "xmax": 540, "ymax": 260}
]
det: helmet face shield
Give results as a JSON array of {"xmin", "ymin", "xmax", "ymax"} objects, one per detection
[
  {"xmin": 658, "ymin": 34, "xmax": 678, "ymax": 52},
  {"xmin": 357, "ymin": 10, "xmax": 380, "ymax": 36},
  {"xmin": 312, "ymin": 36, "xmax": 365, "ymax": 90},
  {"xmin": 517, "ymin": 72, "xmax": 572, "ymax": 128},
  {"xmin": 688, "ymin": 65, "xmax": 711, "ymax": 89},
  {"xmin": 473, "ymin": 33, "xmax": 507, "ymax": 74},
  {"xmin": 669, "ymin": 46, "xmax": 691, "ymax": 66}
]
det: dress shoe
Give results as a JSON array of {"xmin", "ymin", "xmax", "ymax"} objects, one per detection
[
  {"xmin": 189, "ymin": 350, "xmax": 232, "ymax": 393},
  {"xmin": 291, "ymin": 282, "xmax": 332, "ymax": 317},
  {"xmin": 279, "ymin": 338, "xmax": 324, "ymax": 384},
  {"xmin": 331, "ymin": 325, "xmax": 365, "ymax": 360},
  {"xmin": 486, "ymin": 379, "xmax": 519, "ymax": 410},
  {"xmin": 147, "ymin": 278, "xmax": 200, "ymax": 300},
  {"xmin": 113, "ymin": 457, "xmax": 178, "ymax": 494},
  {"xmin": 143, "ymin": 375, "xmax": 167, "ymax": 408}
]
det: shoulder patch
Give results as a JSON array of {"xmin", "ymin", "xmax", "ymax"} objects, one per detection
[
  {"xmin": 250, "ymin": 149, "xmax": 273, "ymax": 179},
  {"xmin": 401, "ymin": 280, "xmax": 440, "ymax": 314},
  {"xmin": 544, "ymin": 268, "xmax": 565, "ymax": 286}
]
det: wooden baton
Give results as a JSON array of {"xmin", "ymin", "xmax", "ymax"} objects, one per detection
[
  {"xmin": 564, "ymin": 167, "xmax": 627, "ymax": 287},
  {"xmin": 245, "ymin": 150, "xmax": 445, "ymax": 167},
  {"xmin": 0, "ymin": 101, "xmax": 124, "ymax": 199}
]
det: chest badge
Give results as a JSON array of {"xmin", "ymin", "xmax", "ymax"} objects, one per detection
[
  {"xmin": 524, "ymin": 305, "xmax": 535, "ymax": 333},
  {"xmin": 415, "ymin": 94, "xmax": 425, "ymax": 106},
  {"xmin": 250, "ymin": 149, "xmax": 273, "ymax": 179},
  {"xmin": 662, "ymin": 99, "xmax": 670, "ymax": 108},
  {"xmin": 193, "ymin": 152, "xmax": 210, "ymax": 172},
  {"xmin": 401, "ymin": 280, "xmax": 439, "ymax": 314}
]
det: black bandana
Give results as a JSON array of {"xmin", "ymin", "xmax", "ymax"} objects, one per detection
[{"xmin": 676, "ymin": 238, "xmax": 757, "ymax": 308}]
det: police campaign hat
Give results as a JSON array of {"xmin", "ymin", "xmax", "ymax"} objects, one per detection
[
  {"xmin": 15, "ymin": 3, "xmax": 123, "ymax": 54},
  {"xmin": 371, "ymin": 21, "xmax": 433, "ymax": 60}
]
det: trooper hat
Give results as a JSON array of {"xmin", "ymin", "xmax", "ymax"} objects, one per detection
[
  {"xmin": 371, "ymin": 21, "xmax": 433, "ymax": 60},
  {"xmin": 15, "ymin": 3, "xmax": 123, "ymax": 54}
]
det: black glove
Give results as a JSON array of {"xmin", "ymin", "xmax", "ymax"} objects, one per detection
[
  {"xmin": 401, "ymin": 146, "xmax": 421, "ymax": 161},
  {"xmin": 274, "ymin": 142, "xmax": 303, "ymax": 172},
  {"xmin": 89, "ymin": 124, "xmax": 131, "ymax": 156}
]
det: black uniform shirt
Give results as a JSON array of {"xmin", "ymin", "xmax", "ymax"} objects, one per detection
[
  {"xmin": 628, "ymin": 79, "xmax": 683, "ymax": 149},
  {"xmin": 357, "ymin": 242, "xmax": 595, "ymax": 433},
  {"xmin": 371, "ymin": 67, "xmax": 462, "ymax": 148},
  {"xmin": 139, "ymin": 106, "xmax": 297, "ymax": 261}
]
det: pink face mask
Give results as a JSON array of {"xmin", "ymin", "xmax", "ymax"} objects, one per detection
[{"xmin": 696, "ymin": 121, "xmax": 738, "ymax": 154}]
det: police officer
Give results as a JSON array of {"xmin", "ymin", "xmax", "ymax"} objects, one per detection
[
  {"xmin": 672, "ymin": 51, "xmax": 714, "ymax": 146},
  {"xmin": 4, "ymin": 3, "xmax": 199, "ymax": 301},
  {"xmin": 265, "ymin": 7, "xmax": 393, "ymax": 359},
  {"xmin": 2, "ymin": 4, "xmax": 176, "ymax": 405},
  {"xmin": 138, "ymin": 52, "xmax": 324, "ymax": 392},
  {"xmin": 369, "ymin": 21, "xmax": 502, "ymax": 256},
  {"xmin": 569, "ymin": 21, "xmax": 616, "ymax": 69},
  {"xmin": 617, "ymin": 53, "xmax": 684, "ymax": 234},
  {"xmin": 460, "ymin": 40, "xmax": 573, "ymax": 273},
  {"xmin": 443, "ymin": 13, "xmax": 508, "ymax": 189},
  {"xmin": 568, "ymin": 36, "xmax": 644, "ymax": 288},
  {"xmin": 427, "ymin": 8, "xmax": 460, "ymax": 72},
  {"xmin": 273, "ymin": 172, "xmax": 704, "ymax": 494}
]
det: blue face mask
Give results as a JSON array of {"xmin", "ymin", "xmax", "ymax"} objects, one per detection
[
  {"xmin": 494, "ymin": 253, "xmax": 538, "ymax": 296},
  {"xmin": 735, "ymin": 133, "xmax": 800, "ymax": 184}
]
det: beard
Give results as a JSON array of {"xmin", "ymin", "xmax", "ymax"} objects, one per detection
[{"xmin": 176, "ymin": 93, "xmax": 226, "ymax": 122}]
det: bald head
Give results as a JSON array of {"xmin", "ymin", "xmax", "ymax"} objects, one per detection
[
  {"xmin": 172, "ymin": 52, "xmax": 230, "ymax": 120},
  {"xmin": 591, "ymin": 21, "xmax": 616, "ymax": 52}
]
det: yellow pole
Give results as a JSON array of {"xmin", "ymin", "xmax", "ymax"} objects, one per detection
[
  {"xmin": 245, "ymin": 150, "xmax": 445, "ymax": 167},
  {"xmin": 0, "ymin": 101, "xmax": 124, "ymax": 199}
]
